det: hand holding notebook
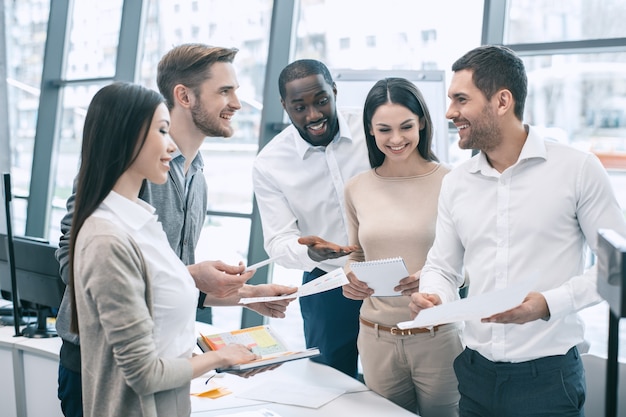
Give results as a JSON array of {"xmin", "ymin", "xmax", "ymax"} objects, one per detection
[
  {"xmin": 350, "ymin": 257, "xmax": 409, "ymax": 297},
  {"xmin": 197, "ymin": 325, "xmax": 320, "ymax": 372}
]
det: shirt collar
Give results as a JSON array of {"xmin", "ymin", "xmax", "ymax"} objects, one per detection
[
  {"xmin": 295, "ymin": 111, "xmax": 354, "ymax": 160},
  {"xmin": 101, "ymin": 190, "xmax": 157, "ymax": 230},
  {"xmin": 469, "ymin": 125, "xmax": 547, "ymax": 174},
  {"xmin": 171, "ymin": 148, "xmax": 205, "ymax": 171}
]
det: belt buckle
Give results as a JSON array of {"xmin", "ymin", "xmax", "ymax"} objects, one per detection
[{"xmin": 390, "ymin": 327, "xmax": 405, "ymax": 336}]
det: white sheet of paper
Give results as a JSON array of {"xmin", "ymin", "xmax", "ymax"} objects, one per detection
[
  {"xmin": 236, "ymin": 380, "xmax": 345, "ymax": 409},
  {"xmin": 397, "ymin": 273, "xmax": 540, "ymax": 329},
  {"xmin": 239, "ymin": 268, "xmax": 348, "ymax": 304},
  {"xmin": 214, "ymin": 409, "xmax": 283, "ymax": 417}
]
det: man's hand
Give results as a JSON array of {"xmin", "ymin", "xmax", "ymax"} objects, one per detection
[
  {"xmin": 342, "ymin": 271, "xmax": 374, "ymax": 300},
  {"xmin": 480, "ymin": 291, "xmax": 550, "ymax": 324},
  {"xmin": 187, "ymin": 260, "xmax": 253, "ymax": 298},
  {"xmin": 408, "ymin": 292, "xmax": 442, "ymax": 319},
  {"xmin": 298, "ymin": 235, "xmax": 359, "ymax": 262},
  {"xmin": 240, "ymin": 283, "xmax": 297, "ymax": 318}
]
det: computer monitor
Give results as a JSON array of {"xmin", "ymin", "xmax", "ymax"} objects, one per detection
[
  {"xmin": 0, "ymin": 233, "xmax": 65, "ymax": 337},
  {"xmin": 597, "ymin": 228, "xmax": 626, "ymax": 318}
]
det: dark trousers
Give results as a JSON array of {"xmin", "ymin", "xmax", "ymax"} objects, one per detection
[
  {"xmin": 58, "ymin": 362, "xmax": 83, "ymax": 417},
  {"xmin": 300, "ymin": 267, "xmax": 362, "ymax": 378},
  {"xmin": 454, "ymin": 346, "xmax": 585, "ymax": 417}
]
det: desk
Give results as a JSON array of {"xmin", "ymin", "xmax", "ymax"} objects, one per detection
[
  {"xmin": 191, "ymin": 322, "xmax": 417, "ymax": 417},
  {"xmin": 190, "ymin": 359, "xmax": 416, "ymax": 417},
  {"xmin": 0, "ymin": 322, "xmax": 416, "ymax": 417},
  {"xmin": 0, "ymin": 324, "xmax": 63, "ymax": 417}
]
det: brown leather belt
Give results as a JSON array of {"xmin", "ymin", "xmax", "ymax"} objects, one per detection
[{"xmin": 359, "ymin": 316, "xmax": 439, "ymax": 336}]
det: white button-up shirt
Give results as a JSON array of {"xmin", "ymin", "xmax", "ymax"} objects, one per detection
[
  {"xmin": 252, "ymin": 109, "xmax": 370, "ymax": 273},
  {"xmin": 420, "ymin": 125, "xmax": 626, "ymax": 362},
  {"xmin": 97, "ymin": 191, "xmax": 198, "ymax": 358}
]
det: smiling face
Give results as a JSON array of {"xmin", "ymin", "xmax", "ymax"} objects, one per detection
[
  {"xmin": 281, "ymin": 74, "xmax": 338, "ymax": 147},
  {"xmin": 190, "ymin": 61, "xmax": 241, "ymax": 138},
  {"xmin": 446, "ymin": 69, "xmax": 502, "ymax": 153},
  {"xmin": 128, "ymin": 103, "xmax": 176, "ymax": 185},
  {"xmin": 370, "ymin": 103, "xmax": 424, "ymax": 164}
]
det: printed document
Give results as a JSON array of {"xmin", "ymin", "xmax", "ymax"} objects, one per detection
[
  {"xmin": 397, "ymin": 273, "xmax": 539, "ymax": 329},
  {"xmin": 239, "ymin": 267, "xmax": 348, "ymax": 304}
]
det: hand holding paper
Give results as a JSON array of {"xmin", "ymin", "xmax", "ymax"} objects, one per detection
[
  {"xmin": 398, "ymin": 273, "xmax": 539, "ymax": 329},
  {"xmin": 239, "ymin": 268, "xmax": 348, "ymax": 304}
]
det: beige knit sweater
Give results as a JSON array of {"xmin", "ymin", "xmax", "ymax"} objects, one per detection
[
  {"xmin": 344, "ymin": 164, "xmax": 450, "ymax": 326},
  {"xmin": 74, "ymin": 217, "xmax": 194, "ymax": 417}
]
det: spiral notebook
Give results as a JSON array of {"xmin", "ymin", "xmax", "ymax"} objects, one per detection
[{"xmin": 350, "ymin": 257, "xmax": 409, "ymax": 297}]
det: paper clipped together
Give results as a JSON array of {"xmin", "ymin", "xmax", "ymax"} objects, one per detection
[
  {"xmin": 350, "ymin": 256, "xmax": 409, "ymax": 297},
  {"xmin": 239, "ymin": 267, "xmax": 348, "ymax": 304},
  {"xmin": 397, "ymin": 273, "xmax": 540, "ymax": 329}
]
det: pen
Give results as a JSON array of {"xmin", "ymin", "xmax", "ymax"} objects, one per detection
[{"xmin": 244, "ymin": 257, "xmax": 276, "ymax": 272}]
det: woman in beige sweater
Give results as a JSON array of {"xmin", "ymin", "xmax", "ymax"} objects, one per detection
[
  {"xmin": 68, "ymin": 82, "xmax": 257, "ymax": 417},
  {"xmin": 343, "ymin": 78, "xmax": 463, "ymax": 416}
]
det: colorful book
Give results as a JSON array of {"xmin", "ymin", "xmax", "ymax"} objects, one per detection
[{"xmin": 197, "ymin": 325, "xmax": 320, "ymax": 372}]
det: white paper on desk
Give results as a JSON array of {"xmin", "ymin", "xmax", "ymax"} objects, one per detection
[
  {"xmin": 189, "ymin": 373, "xmax": 266, "ymax": 412},
  {"xmin": 397, "ymin": 273, "xmax": 540, "ymax": 329},
  {"xmin": 236, "ymin": 380, "xmax": 345, "ymax": 408},
  {"xmin": 214, "ymin": 408, "xmax": 283, "ymax": 417},
  {"xmin": 239, "ymin": 268, "xmax": 348, "ymax": 304}
]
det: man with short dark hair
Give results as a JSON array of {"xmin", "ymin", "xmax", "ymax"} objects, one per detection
[
  {"xmin": 252, "ymin": 59, "xmax": 370, "ymax": 378},
  {"xmin": 410, "ymin": 45, "xmax": 626, "ymax": 416}
]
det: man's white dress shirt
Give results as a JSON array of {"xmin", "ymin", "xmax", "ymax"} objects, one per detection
[
  {"xmin": 252, "ymin": 108, "xmax": 370, "ymax": 273},
  {"xmin": 420, "ymin": 125, "xmax": 626, "ymax": 362}
]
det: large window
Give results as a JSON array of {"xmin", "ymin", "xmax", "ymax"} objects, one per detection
[
  {"xmin": 139, "ymin": 0, "xmax": 274, "ymax": 328},
  {"xmin": 52, "ymin": 0, "xmax": 124, "ymax": 243},
  {"xmin": 4, "ymin": 0, "xmax": 274, "ymax": 330},
  {"xmin": 3, "ymin": 1, "xmax": 624, "ymax": 351},
  {"xmin": 293, "ymin": 0, "xmax": 483, "ymax": 167},
  {"xmin": 502, "ymin": 0, "xmax": 626, "ymax": 360},
  {"xmin": 266, "ymin": 0, "xmax": 485, "ymax": 348},
  {"xmin": 506, "ymin": 0, "xmax": 626, "ymax": 43},
  {"xmin": 3, "ymin": 0, "xmax": 49, "ymax": 234}
]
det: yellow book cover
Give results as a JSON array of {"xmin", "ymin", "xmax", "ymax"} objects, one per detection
[{"xmin": 197, "ymin": 325, "xmax": 320, "ymax": 372}]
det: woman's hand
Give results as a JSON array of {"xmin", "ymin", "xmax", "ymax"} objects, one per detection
[
  {"xmin": 395, "ymin": 270, "xmax": 421, "ymax": 296},
  {"xmin": 342, "ymin": 270, "xmax": 374, "ymax": 300}
]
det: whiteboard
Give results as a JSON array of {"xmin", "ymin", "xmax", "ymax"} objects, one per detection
[{"xmin": 332, "ymin": 69, "xmax": 448, "ymax": 162}]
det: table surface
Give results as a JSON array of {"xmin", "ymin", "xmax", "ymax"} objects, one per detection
[
  {"xmin": 189, "ymin": 359, "xmax": 417, "ymax": 417},
  {"xmin": 191, "ymin": 322, "xmax": 416, "ymax": 416},
  {"xmin": 0, "ymin": 321, "xmax": 417, "ymax": 417}
]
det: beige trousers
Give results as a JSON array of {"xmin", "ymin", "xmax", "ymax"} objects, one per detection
[{"xmin": 358, "ymin": 322, "xmax": 463, "ymax": 417}]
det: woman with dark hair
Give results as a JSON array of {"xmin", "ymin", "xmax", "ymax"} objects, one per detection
[
  {"xmin": 342, "ymin": 77, "xmax": 462, "ymax": 416},
  {"xmin": 68, "ymin": 82, "xmax": 257, "ymax": 417}
]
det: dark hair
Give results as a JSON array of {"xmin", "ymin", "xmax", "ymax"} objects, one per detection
[
  {"xmin": 363, "ymin": 77, "xmax": 438, "ymax": 168},
  {"xmin": 68, "ymin": 82, "xmax": 165, "ymax": 333},
  {"xmin": 278, "ymin": 59, "xmax": 335, "ymax": 100},
  {"xmin": 452, "ymin": 45, "xmax": 527, "ymax": 120},
  {"xmin": 157, "ymin": 43, "xmax": 238, "ymax": 109}
]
